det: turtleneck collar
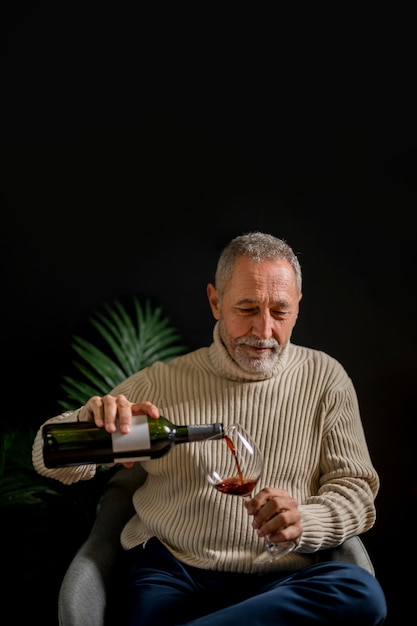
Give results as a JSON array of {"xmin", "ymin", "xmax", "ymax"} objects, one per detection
[{"xmin": 208, "ymin": 322, "xmax": 290, "ymax": 382}]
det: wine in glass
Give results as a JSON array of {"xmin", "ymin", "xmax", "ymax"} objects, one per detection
[{"xmin": 200, "ymin": 423, "xmax": 295, "ymax": 564}]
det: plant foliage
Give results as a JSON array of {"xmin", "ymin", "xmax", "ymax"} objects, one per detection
[{"xmin": 59, "ymin": 297, "xmax": 187, "ymax": 410}]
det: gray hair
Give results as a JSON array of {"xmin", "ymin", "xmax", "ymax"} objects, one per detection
[{"xmin": 215, "ymin": 231, "xmax": 302, "ymax": 296}]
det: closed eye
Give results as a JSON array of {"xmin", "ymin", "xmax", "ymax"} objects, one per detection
[{"xmin": 236, "ymin": 307, "xmax": 290, "ymax": 320}]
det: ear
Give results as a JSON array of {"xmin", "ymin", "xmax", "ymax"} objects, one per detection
[
  {"xmin": 294, "ymin": 292, "xmax": 302, "ymax": 322},
  {"xmin": 207, "ymin": 283, "xmax": 220, "ymax": 320}
]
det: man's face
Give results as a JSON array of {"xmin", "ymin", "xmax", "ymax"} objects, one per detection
[{"xmin": 207, "ymin": 256, "xmax": 302, "ymax": 375}]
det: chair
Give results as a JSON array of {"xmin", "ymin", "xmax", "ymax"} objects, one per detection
[{"xmin": 58, "ymin": 466, "xmax": 376, "ymax": 626}]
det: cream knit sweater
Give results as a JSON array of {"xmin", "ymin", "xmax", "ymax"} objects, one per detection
[{"xmin": 32, "ymin": 323, "xmax": 379, "ymax": 574}]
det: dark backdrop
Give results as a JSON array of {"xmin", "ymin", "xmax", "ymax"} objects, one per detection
[{"xmin": 2, "ymin": 5, "xmax": 416, "ymax": 625}]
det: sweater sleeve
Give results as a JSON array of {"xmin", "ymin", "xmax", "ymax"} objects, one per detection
[{"xmin": 297, "ymin": 379, "xmax": 379, "ymax": 552}]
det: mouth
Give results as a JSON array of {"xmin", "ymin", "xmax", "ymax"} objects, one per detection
[{"xmin": 243, "ymin": 344, "xmax": 272, "ymax": 355}]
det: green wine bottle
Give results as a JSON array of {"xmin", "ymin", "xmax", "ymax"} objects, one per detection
[{"xmin": 42, "ymin": 415, "xmax": 224, "ymax": 468}]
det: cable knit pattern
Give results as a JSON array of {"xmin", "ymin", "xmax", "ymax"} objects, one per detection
[{"xmin": 32, "ymin": 322, "xmax": 379, "ymax": 574}]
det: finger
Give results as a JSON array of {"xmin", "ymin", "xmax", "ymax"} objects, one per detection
[
  {"xmin": 252, "ymin": 495, "xmax": 298, "ymax": 531},
  {"xmin": 98, "ymin": 394, "xmax": 125, "ymax": 433},
  {"xmin": 113, "ymin": 394, "xmax": 134, "ymax": 434},
  {"xmin": 251, "ymin": 493, "xmax": 285, "ymax": 527},
  {"xmin": 264, "ymin": 520, "xmax": 303, "ymax": 544},
  {"xmin": 131, "ymin": 401, "xmax": 160, "ymax": 420},
  {"xmin": 255, "ymin": 505, "xmax": 301, "ymax": 539},
  {"xmin": 244, "ymin": 487, "xmax": 274, "ymax": 515},
  {"xmin": 116, "ymin": 399, "xmax": 161, "ymax": 433},
  {"xmin": 83, "ymin": 395, "xmax": 107, "ymax": 427},
  {"xmin": 254, "ymin": 509, "xmax": 288, "ymax": 536}
]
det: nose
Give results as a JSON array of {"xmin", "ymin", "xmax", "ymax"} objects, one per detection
[{"xmin": 251, "ymin": 311, "xmax": 274, "ymax": 339}]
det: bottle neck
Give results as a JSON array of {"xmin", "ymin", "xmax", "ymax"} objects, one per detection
[{"xmin": 176, "ymin": 423, "xmax": 224, "ymax": 443}]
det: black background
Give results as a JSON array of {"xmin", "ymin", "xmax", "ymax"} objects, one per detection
[{"xmin": 2, "ymin": 5, "xmax": 416, "ymax": 624}]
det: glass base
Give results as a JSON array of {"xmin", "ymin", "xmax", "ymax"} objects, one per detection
[{"xmin": 253, "ymin": 540, "xmax": 295, "ymax": 564}]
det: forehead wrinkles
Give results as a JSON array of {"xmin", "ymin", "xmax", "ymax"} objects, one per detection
[{"xmin": 229, "ymin": 260, "xmax": 298, "ymax": 305}]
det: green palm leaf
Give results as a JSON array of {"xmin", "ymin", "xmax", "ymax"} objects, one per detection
[{"xmin": 58, "ymin": 297, "xmax": 187, "ymax": 410}]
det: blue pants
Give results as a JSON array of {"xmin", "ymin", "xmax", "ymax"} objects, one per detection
[{"xmin": 123, "ymin": 537, "xmax": 387, "ymax": 625}]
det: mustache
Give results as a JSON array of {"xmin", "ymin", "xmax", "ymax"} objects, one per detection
[{"xmin": 236, "ymin": 337, "xmax": 279, "ymax": 349}]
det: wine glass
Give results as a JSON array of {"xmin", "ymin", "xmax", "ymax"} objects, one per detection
[{"xmin": 199, "ymin": 423, "xmax": 295, "ymax": 564}]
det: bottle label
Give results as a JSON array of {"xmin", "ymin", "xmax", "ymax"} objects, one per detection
[{"xmin": 111, "ymin": 415, "xmax": 151, "ymax": 461}]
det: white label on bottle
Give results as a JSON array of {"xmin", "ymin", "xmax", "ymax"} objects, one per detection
[{"xmin": 111, "ymin": 414, "xmax": 151, "ymax": 460}]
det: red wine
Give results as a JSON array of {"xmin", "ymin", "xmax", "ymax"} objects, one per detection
[
  {"xmin": 214, "ymin": 476, "xmax": 257, "ymax": 496},
  {"xmin": 213, "ymin": 434, "xmax": 256, "ymax": 496}
]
